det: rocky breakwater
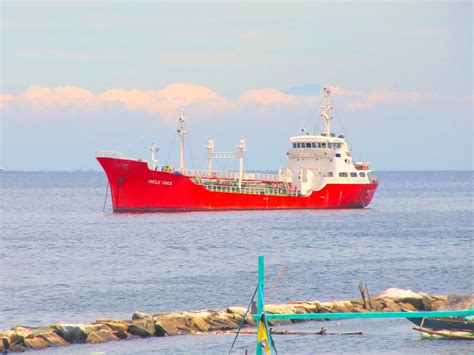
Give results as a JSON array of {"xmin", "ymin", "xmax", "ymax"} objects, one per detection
[{"xmin": 0, "ymin": 288, "xmax": 452, "ymax": 352}]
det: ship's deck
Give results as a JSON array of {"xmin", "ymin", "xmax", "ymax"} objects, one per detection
[{"xmin": 189, "ymin": 176, "xmax": 301, "ymax": 197}]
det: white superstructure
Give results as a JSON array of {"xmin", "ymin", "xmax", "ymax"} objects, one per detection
[
  {"xmin": 144, "ymin": 85, "xmax": 375, "ymax": 197},
  {"xmin": 286, "ymin": 86, "xmax": 373, "ymax": 195}
]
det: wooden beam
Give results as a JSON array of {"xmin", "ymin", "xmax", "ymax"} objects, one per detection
[{"xmin": 252, "ymin": 310, "xmax": 474, "ymax": 321}]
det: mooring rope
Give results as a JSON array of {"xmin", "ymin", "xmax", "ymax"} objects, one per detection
[
  {"xmin": 266, "ymin": 265, "xmax": 285, "ymax": 304},
  {"xmin": 102, "ymin": 182, "xmax": 109, "ymax": 212},
  {"xmin": 228, "ymin": 285, "xmax": 258, "ymax": 354}
]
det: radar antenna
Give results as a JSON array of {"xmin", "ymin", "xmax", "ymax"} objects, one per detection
[
  {"xmin": 320, "ymin": 86, "xmax": 333, "ymax": 136},
  {"xmin": 178, "ymin": 109, "xmax": 186, "ymax": 169}
]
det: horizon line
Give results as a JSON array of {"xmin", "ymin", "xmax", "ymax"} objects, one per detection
[{"xmin": 1, "ymin": 169, "xmax": 473, "ymax": 173}]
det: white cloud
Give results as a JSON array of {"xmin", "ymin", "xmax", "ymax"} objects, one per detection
[
  {"xmin": 14, "ymin": 86, "xmax": 100, "ymax": 109},
  {"xmin": 346, "ymin": 90, "xmax": 426, "ymax": 110},
  {"xmin": 0, "ymin": 94, "xmax": 14, "ymax": 107},
  {"xmin": 239, "ymin": 88, "xmax": 301, "ymax": 106},
  {"xmin": 1, "ymin": 83, "xmax": 436, "ymax": 120},
  {"xmin": 100, "ymin": 83, "xmax": 232, "ymax": 121}
]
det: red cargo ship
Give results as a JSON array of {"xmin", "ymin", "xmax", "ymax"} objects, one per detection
[{"xmin": 97, "ymin": 86, "xmax": 378, "ymax": 212}]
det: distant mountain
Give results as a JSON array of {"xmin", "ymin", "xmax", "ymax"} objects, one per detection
[{"xmin": 283, "ymin": 83, "xmax": 322, "ymax": 96}]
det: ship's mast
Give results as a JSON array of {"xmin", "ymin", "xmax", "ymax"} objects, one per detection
[
  {"xmin": 151, "ymin": 143, "xmax": 159, "ymax": 170},
  {"xmin": 178, "ymin": 109, "xmax": 186, "ymax": 170},
  {"xmin": 206, "ymin": 139, "xmax": 215, "ymax": 171},
  {"xmin": 205, "ymin": 138, "xmax": 246, "ymax": 188},
  {"xmin": 320, "ymin": 86, "xmax": 333, "ymax": 136},
  {"xmin": 237, "ymin": 139, "xmax": 245, "ymax": 189}
]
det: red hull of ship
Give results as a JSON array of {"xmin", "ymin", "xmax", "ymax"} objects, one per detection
[{"xmin": 97, "ymin": 157, "xmax": 378, "ymax": 212}]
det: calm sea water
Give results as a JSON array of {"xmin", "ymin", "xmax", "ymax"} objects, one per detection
[{"xmin": 1, "ymin": 171, "xmax": 473, "ymax": 354}]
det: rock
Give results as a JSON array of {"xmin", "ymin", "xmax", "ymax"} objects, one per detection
[
  {"xmin": 264, "ymin": 304, "xmax": 298, "ymax": 314},
  {"xmin": 127, "ymin": 318, "xmax": 156, "ymax": 337},
  {"xmin": 350, "ymin": 301, "xmax": 366, "ymax": 312},
  {"xmin": 351, "ymin": 300, "xmax": 365, "ymax": 307},
  {"xmin": 153, "ymin": 313, "xmax": 190, "ymax": 334},
  {"xmin": 52, "ymin": 323, "xmax": 111, "ymax": 344},
  {"xmin": 227, "ymin": 312, "xmax": 247, "ymax": 326},
  {"xmin": 371, "ymin": 300, "xmax": 384, "ymax": 312},
  {"xmin": 380, "ymin": 298, "xmax": 401, "ymax": 312},
  {"xmin": 431, "ymin": 300, "xmax": 445, "ymax": 310},
  {"xmin": 226, "ymin": 307, "xmax": 247, "ymax": 316},
  {"xmin": 399, "ymin": 302, "xmax": 417, "ymax": 311},
  {"xmin": 225, "ymin": 308, "xmax": 255, "ymax": 325},
  {"xmin": 9, "ymin": 331, "xmax": 27, "ymax": 347},
  {"xmin": 206, "ymin": 313, "xmax": 240, "ymax": 330},
  {"xmin": 330, "ymin": 301, "xmax": 356, "ymax": 313},
  {"xmin": 13, "ymin": 326, "xmax": 55, "ymax": 337},
  {"xmin": 24, "ymin": 336, "xmax": 49, "ymax": 350},
  {"xmin": 432, "ymin": 295, "xmax": 448, "ymax": 302},
  {"xmin": 94, "ymin": 319, "xmax": 129, "ymax": 339},
  {"xmin": 0, "ymin": 291, "xmax": 454, "ymax": 351},
  {"xmin": 0, "ymin": 337, "xmax": 10, "ymax": 352},
  {"xmin": 376, "ymin": 288, "xmax": 422, "ymax": 300},
  {"xmin": 375, "ymin": 288, "xmax": 424, "ymax": 310},
  {"xmin": 317, "ymin": 300, "xmax": 362, "ymax": 313},
  {"xmin": 86, "ymin": 329, "xmax": 119, "ymax": 344},
  {"xmin": 95, "ymin": 317, "xmax": 126, "ymax": 323},
  {"xmin": 38, "ymin": 332, "xmax": 69, "ymax": 347},
  {"xmin": 132, "ymin": 311, "xmax": 152, "ymax": 320},
  {"xmin": 289, "ymin": 301, "xmax": 320, "ymax": 313},
  {"xmin": 419, "ymin": 293, "xmax": 435, "ymax": 310},
  {"xmin": 11, "ymin": 327, "xmax": 31, "ymax": 339},
  {"xmin": 440, "ymin": 294, "xmax": 474, "ymax": 310},
  {"xmin": 154, "ymin": 320, "xmax": 175, "ymax": 336},
  {"xmin": 189, "ymin": 317, "xmax": 211, "ymax": 332},
  {"xmin": 12, "ymin": 326, "xmax": 69, "ymax": 348},
  {"xmin": 399, "ymin": 298, "xmax": 424, "ymax": 310},
  {"xmin": 244, "ymin": 315, "xmax": 257, "ymax": 326},
  {"xmin": 8, "ymin": 343, "xmax": 25, "ymax": 352},
  {"xmin": 52, "ymin": 324, "xmax": 88, "ymax": 343}
]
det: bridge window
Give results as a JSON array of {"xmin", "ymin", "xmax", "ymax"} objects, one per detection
[
  {"xmin": 339, "ymin": 172, "xmax": 348, "ymax": 177},
  {"xmin": 292, "ymin": 143, "xmax": 297, "ymax": 148},
  {"xmin": 311, "ymin": 142, "xmax": 317, "ymax": 148},
  {"xmin": 321, "ymin": 143, "xmax": 326, "ymax": 148},
  {"xmin": 359, "ymin": 172, "xmax": 366, "ymax": 177},
  {"xmin": 328, "ymin": 143, "xmax": 332, "ymax": 148},
  {"xmin": 306, "ymin": 143, "xmax": 311, "ymax": 148},
  {"xmin": 336, "ymin": 153, "xmax": 341, "ymax": 158},
  {"xmin": 350, "ymin": 172, "xmax": 358, "ymax": 177}
]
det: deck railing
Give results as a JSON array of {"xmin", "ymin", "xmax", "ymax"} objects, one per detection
[
  {"xmin": 369, "ymin": 176, "xmax": 378, "ymax": 184},
  {"xmin": 95, "ymin": 150, "xmax": 132, "ymax": 160},
  {"xmin": 179, "ymin": 168, "xmax": 282, "ymax": 182},
  {"xmin": 203, "ymin": 184, "xmax": 299, "ymax": 197}
]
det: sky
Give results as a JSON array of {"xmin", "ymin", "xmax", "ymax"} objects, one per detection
[{"xmin": 1, "ymin": 1, "xmax": 472, "ymax": 171}]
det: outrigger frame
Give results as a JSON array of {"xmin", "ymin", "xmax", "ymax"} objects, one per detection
[{"xmin": 252, "ymin": 256, "xmax": 474, "ymax": 355}]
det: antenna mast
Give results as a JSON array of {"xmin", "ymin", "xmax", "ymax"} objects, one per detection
[
  {"xmin": 320, "ymin": 86, "xmax": 333, "ymax": 136},
  {"xmin": 178, "ymin": 109, "xmax": 186, "ymax": 170}
]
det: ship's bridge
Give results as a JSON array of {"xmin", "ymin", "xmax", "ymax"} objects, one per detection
[
  {"xmin": 286, "ymin": 132, "xmax": 373, "ymax": 195},
  {"xmin": 282, "ymin": 86, "xmax": 375, "ymax": 195},
  {"xmin": 289, "ymin": 134, "xmax": 348, "ymax": 158}
]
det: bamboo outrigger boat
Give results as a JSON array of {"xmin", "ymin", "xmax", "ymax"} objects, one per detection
[
  {"xmin": 406, "ymin": 314, "xmax": 474, "ymax": 332},
  {"xmin": 402, "ymin": 305, "xmax": 474, "ymax": 340},
  {"xmin": 413, "ymin": 326, "xmax": 474, "ymax": 340}
]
